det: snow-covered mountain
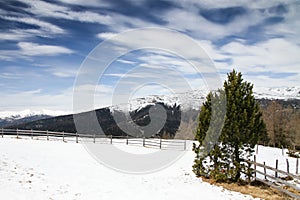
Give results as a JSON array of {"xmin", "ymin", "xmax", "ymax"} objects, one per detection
[
  {"xmin": 1, "ymin": 86, "xmax": 299, "ymax": 128},
  {"xmin": 0, "ymin": 109, "xmax": 70, "ymax": 128},
  {"xmin": 0, "ymin": 109, "xmax": 69, "ymax": 120},
  {"xmin": 111, "ymin": 89, "xmax": 207, "ymax": 112},
  {"xmin": 254, "ymin": 86, "xmax": 300, "ymax": 99},
  {"xmin": 112, "ymin": 86, "xmax": 300, "ymax": 112}
]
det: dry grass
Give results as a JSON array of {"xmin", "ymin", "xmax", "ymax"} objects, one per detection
[{"xmin": 202, "ymin": 177, "xmax": 294, "ymax": 200}]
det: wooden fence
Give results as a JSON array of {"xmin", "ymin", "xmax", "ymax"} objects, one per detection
[
  {"xmin": 0, "ymin": 128, "xmax": 188, "ymax": 151},
  {"xmin": 246, "ymin": 155, "xmax": 300, "ymax": 199}
]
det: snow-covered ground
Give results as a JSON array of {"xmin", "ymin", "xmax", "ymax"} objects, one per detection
[
  {"xmin": 0, "ymin": 137, "xmax": 257, "ymax": 200},
  {"xmin": 254, "ymin": 145, "xmax": 300, "ymax": 191},
  {"xmin": 254, "ymin": 145, "xmax": 298, "ymax": 176}
]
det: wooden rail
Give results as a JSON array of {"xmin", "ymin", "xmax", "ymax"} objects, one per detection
[
  {"xmin": 246, "ymin": 155, "xmax": 300, "ymax": 199},
  {"xmin": 0, "ymin": 128, "xmax": 188, "ymax": 151}
]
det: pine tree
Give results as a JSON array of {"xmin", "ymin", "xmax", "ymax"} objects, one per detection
[
  {"xmin": 193, "ymin": 90, "xmax": 227, "ymax": 180},
  {"xmin": 193, "ymin": 69, "xmax": 268, "ymax": 182}
]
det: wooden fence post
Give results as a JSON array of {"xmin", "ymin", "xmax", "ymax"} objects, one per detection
[
  {"xmin": 17, "ymin": 128, "xmax": 19, "ymax": 139},
  {"xmin": 296, "ymin": 158, "xmax": 299, "ymax": 175},
  {"xmin": 31, "ymin": 129, "xmax": 33, "ymax": 139},
  {"xmin": 256, "ymin": 145, "xmax": 258, "ymax": 154},
  {"xmin": 254, "ymin": 155, "xmax": 257, "ymax": 179},
  {"xmin": 46, "ymin": 130, "xmax": 49, "ymax": 140},
  {"xmin": 160, "ymin": 138, "xmax": 162, "ymax": 149},
  {"xmin": 247, "ymin": 161, "xmax": 251, "ymax": 183},
  {"xmin": 93, "ymin": 134, "xmax": 95, "ymax": 143},
  {"xmin": 143, "ymin": 137, "xmax": 145, "ymax": 147},
  {"xmin": 62, "ymin": 131, "xmax": 65, "ymax": 142},
  {"xmin": 126, "ymin": 135, "xmax": 128, "ymax": 145},
  {"xmin": 263, "ymin": 161, "xmax": 267, "ymax": 180},
  {"xmin": 76, "ymin": 133, "xmax": 78, "ymax": 143},
  {"xmin": 282, "ymin": 146, "xmax": 284, "ymax": 156},
  {"xmin": 1, "ymin": 128, "xmax": 3, "ymax": 138},
  {"xmin": 275, "ymin": 159, "xmax": 278, "ymax": 178},
  {"xmin": 286, "ymin": 159, "xmax": 290, "ymax": 174},
  {"xmin": 110, "ymin": 135, "xmax": 112, "ymax": 144},
  {"xmin": 184, "ymin": 140, "xmax": 186, "ymax": 150}
]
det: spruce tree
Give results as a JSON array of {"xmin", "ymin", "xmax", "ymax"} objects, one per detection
[{"xmin": 193, "ymin": 69, "xmax": 268, "ymax": 182}]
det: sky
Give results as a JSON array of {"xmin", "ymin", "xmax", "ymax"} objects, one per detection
[{"xmin": 0, "ymin": 0, "xmax": 300, "ymax": 112}]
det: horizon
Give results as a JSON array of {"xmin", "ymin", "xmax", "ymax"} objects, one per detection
[{"xmin": 1, "ymin": 0, "xmax": 300, "ymax": 112}]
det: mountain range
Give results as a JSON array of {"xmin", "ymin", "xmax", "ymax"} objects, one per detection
[{"xmin": 1, "ymin": 86, "xmax": 300, "ymax": 132}]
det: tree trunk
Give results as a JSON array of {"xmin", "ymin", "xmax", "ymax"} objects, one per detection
[{"xmin": 234, "ymin": 144, "xmax": 241, "ymax": 182}]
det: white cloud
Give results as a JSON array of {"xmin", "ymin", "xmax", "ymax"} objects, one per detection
[
  {"xmin": 0, "ymin": 89, "xmax": 73, "ymax": 112},
  {"xmin": 137, "ymin": 53, "xmax": 199, "ymax": 75},
  {"xmin": 25, "ymin": 0, "xmax": 112, "ymax": 25},
  {"xmin": 2, "ymin": 16, "xmax": 65, "ymax": 34},
  {"xmin": 0, "ymin": 72, "xmax": 23, "ymax": 79},
  {"xmin": 97, "ymin": 32, "xmax": 117, "ymax": 40},
  {"xmin": 116, "ymin": 59, "xmax": 136, "ymax": 65},
  {"xmin": 0, "ymin": 32, "xmax": 27, "ymax": 41},
  {"xmin": 18, "ymin": 42, "xmax": 74, "ymax": 56},
  {"xmin": 264, "ymin": 3, "xmax": 300, "ymax": 45},
  {"xmin": 51, "ymin": 70, "xmax": 77, "ymax": 78},
  {"xmin": 171, "ymin": 0, "xmax": 294, "ymax": 10},
  {"xmin": 56, "ymin": 0, "xmax": 109, "ymax": 7},
  {"xmin": 0, "ymin": 83, "xmax": 115, "ymax": 112},
  {"xmin": 162, "ymin": 8, "xmax": 264, "ymax": 41},
  {"xmin": 220, "ymin": 38, "xmax": 300, "ymax": 73},
  {"xmin": 0, "ymin": 28, "xmax": 61, "ymax": 42},
  {"xmin": 246, "ymin": 74, "xmax": 300, "ymax": 89}
]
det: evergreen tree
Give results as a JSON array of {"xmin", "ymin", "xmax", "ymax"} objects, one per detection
[{"xmin": 193, "ymin": 70, "xmax": 268, "ymax": 182}]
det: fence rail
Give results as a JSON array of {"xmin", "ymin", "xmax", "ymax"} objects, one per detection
[
  {"xmin": 246, "ymin": 155, "xmax": 300, "ymax": 199},
  {"xmin": 0, "ymin": 128, "xmax": 188, "ymax": 151}
]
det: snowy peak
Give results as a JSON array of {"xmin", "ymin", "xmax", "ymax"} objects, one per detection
[
  {"xmin": 0, "ymin": 109, "xmax": 71, "ymax": 128},
  {"xmin": 110, "ymin": 89, "xmax": 208, "ymax": 112},
  {"xmin": 111, "ymin": 86, "xmax": 300, "ymax": 112},
  {"xmin": 0, "ymin": 109, "xmax": 69, "ymax": 120},
  {"xmin": 254, "ymin": 86, "xmax": 300, "ymax": 100}
]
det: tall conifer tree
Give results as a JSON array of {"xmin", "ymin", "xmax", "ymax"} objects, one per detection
[{"xmin": 193, "ymin": 70, "xmax": 268, "ymax": 182}]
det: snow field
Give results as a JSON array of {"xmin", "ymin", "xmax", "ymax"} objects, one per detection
[{"xmin": 0, "ymin": 138, "xmax": 256, "ymax": 200}]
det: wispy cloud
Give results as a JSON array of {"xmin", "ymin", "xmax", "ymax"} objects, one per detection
[
  {"xmin": 0, "ymin": 89, "xmax": 73, "ymax": 111},
  {"xmin": 116, "ymin": 59, "xmax": 136, "ymax": 65},
  {"xmin": 56, "ymin": 0, "xmax": 110, "ymax": 7},
  {"xmin": 25, "ymin": 0, "xmax": 112, "ymax": 25},
  {"xmin": 97, "ymin": 32, "xmax": 117, "ymax": 40},
  {"xmin": 18, "ymin": 42, "xmax": 74, "ymax": 56},
  {"xmin": 1, "ymin": 16, "xmax": 65, "ymax": 35},
  {"xmin": 49, "ymin": 67, "xmax": 78, "ymax": 78},
  {"xmin": 219, "ymin": 38, "xmax": 300, "ymax": 73},
  {"xmin": 0, "ymin": 42, "xmax": 74, "ymax": 61}
]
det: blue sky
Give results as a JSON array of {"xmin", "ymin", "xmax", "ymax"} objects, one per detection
[{"xmin": 0, "ymin": 0, "xmax": 300, "ymax": 112}]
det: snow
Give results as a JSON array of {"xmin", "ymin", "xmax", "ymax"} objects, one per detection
[
  {"xmin": 254, "ymin": 145, "xmax": 297, "ymax": 174},
  {"xmin": 0, "ymin": 137, "xmax": 256, "ymax": 200},
  {"xmin": 111, "ymin": 86, "xmax": 300, "ymax": 113},
  {"xmin": 253, "ymin": 145, "xmax": 300, "ymax": 189},
  {"xmin": 254, "ymin": 86, "xmax": 300, "ymax": 100},
  {"xmin": 110, "ymin": 88, "xmax": 208, "ymax": 112},
  {"xmin": 0, "ymin": 109, "xmax": 70, "ymax": 119}
]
